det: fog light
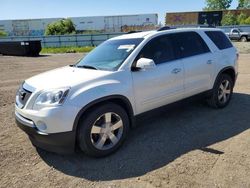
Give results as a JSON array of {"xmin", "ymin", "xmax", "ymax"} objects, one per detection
[{"xmin": 36, "ymin": 121, "xmax": 47, "ymax": 131}]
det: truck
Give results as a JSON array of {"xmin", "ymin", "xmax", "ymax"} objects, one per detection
[{"xmin": 226, "ymin": 28, "xmax": 250, "ymax": 42}]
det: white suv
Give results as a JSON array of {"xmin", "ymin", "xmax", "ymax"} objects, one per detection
[{"xmin": 15, "ymin": 28, "xmax": 238, "ymax": 157}]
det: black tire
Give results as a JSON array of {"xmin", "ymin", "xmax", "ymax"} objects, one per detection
[
  {"xmin": 240, "ymin": 36, "xmax": 247, "ymax": 42},
  {"xmin": 207, "ymin": 74, "xmax": 233, "ymax": 109},
  {"xmin": 77, "ymin": 102, "xmax": 130, "ymax": 157}
]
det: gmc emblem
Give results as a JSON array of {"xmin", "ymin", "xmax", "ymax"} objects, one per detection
[{"xmin": 19, "ymin": 90, "xmax": 26, "ymax": 100}]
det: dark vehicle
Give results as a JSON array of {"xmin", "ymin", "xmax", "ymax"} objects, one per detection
[
  {"xmin": 0, "ymin": 40, "xmax": 41, "ymax": 56},
  {"xmin": 226, "ymin": 28, "xmax": 250, "ymax": 42}
]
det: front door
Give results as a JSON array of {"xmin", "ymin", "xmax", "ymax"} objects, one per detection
[{"xmin": 131, "ymin": 34, "xmax": 184, "ymax": 114}]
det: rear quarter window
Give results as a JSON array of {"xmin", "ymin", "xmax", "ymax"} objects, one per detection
[
  {"xmin": 172, "ymin": 32, "xmax": 210, "ymax": 59},
  {"xmin": 205, "ymin": 31, "xmax": 233, "ymax": 50}
]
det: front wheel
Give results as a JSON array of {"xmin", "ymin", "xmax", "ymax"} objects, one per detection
[
  {"xmin": 207, "ymin": 74, "xmax": 233, "ymax": 108},
  {"xmin": 77, "ymin": 103, "xmax": 130, "ymax": 157}
]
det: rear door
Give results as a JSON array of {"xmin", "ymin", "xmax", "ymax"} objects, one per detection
[{"xmin": 173, "ymin": 32, "xmax": 215, "ymax": 97}]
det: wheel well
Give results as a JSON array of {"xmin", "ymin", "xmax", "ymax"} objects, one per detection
[
  {"xmin": 240, "ymin": 35, "xmax": 248, "ymax": 41},
  {"xmin": 219, "ymin": 67, "xmax": 236, "ymax": 86},
  {"xmin": 73, "ymin": 96, "xmax": 135, "ymax": 132}
]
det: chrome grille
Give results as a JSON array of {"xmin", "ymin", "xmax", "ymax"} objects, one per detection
[{"xmin": 16, "ymin": 86, "xmax": 32, "ymax": 109}]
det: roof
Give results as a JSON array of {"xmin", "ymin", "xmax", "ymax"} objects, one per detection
[
  {"xmin": 110, "ymin": 31, "xmax": 157, "ymax": 40},
  {"xmin": 110, "ymin": 27, "xmax": 223, "ymax": 40}
]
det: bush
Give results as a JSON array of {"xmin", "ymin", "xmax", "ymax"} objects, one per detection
[
  {"xmin": 237, "ymin": 13, "xmax": 248, "ymax": 25},
  {"xmin": 221, "ymin": 11, "xmax": 250, "ymax": 26},
  {"xmin": 0, "ymin": 31, "xmax": 7, "ymax": 37},
  {"xmin": 45, "ymin": 19, "xmax": 76, "ymax": 35},
  {"xmin": 244, "ymin": 17, "xmax": 250, "ymax": 24},
  {"xmin": 221, "ymin": 12, "xmax": 237, "ymax": 25}
]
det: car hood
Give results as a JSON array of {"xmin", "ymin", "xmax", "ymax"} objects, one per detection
[{"xmin": 24, "ymin": 66, "xmax": 112, "ymax": 91}]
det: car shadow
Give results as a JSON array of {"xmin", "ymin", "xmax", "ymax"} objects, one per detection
[{"xmin": 37, "ymin": 92, "xmax": 250, "ymax": 181}]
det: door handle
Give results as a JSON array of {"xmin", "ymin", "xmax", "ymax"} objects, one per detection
[
  {"xmin": 172, "ymin": 68, "xmax": 181, "ymax": 74},
  {"xmin": 207, "ymin": 60, "xmax": 213, "ymax": 65}
]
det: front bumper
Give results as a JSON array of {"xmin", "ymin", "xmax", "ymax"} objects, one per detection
[{"xmin": 15, "ymin": 111, "xmax": 76, "ymax": 154}]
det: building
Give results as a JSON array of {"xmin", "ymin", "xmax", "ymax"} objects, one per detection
[
  {"xmin": 166, "ymin": 9, "xmax": 250, "ymax": 26},
  {"xmin": 0, "ymin": 14, "xmax": 158, "ymax": 36}
]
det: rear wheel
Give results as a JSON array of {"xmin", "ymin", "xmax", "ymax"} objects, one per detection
[
  {"xmin": 240, "ymin": 36, "xmax": 247, "ymax": 42},
  {"xmin": 77, "ymin": 103, "xmax": 129, "ymax": 157},
  {"xmin": 207, "ymin": 74, "xmax": 233, "ymax": 108}
]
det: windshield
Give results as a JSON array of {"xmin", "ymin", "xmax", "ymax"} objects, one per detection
[{"xmin": 77, "ymin": 38, "xmax": 143, "ymax": 71}]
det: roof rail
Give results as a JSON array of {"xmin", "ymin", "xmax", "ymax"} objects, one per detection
[
  {"xmin": 198, "ymin": 25, "xmax": 216, "ymax": 28},
  {"xmin": 157, "ymin": 26, "xmax": 176, "ymax": 31},
  {"xmin": 127, "ymin": 31, "xmax": 143, "ymax": 34}
]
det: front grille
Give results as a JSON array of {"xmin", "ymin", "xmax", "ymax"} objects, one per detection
[{"xmin": 16, "ymin": 86, "xmax": 32, "ymax": 109}]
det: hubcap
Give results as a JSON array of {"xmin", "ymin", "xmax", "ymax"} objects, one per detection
[
  {"xmin": 218, "ymin": 80, "xmax": 231, "ymax": 104},
  {"xmin": 90, "ymin": 112, "xmax": 123, "ymax": 150}
]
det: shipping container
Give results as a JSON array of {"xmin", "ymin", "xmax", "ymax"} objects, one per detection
[
  {"xmin": 166, "ymin": 12, "xmax": 198, "ymax": 26},
  {"xmin": 166, "ymin": 9, "xmax": 250, "ymax": 26},
  {"xmin": 223, "ymin": 9, "xmax": 250, "ymax": 17},
  {"xmin": 0, "ymin": 14, "xmax": 158, "ymax": 36},
  {"xmin": 198, "ymin": 11, "xmax": 222, "ymax": 26},
  {"xmin": 70, "ymin": 14, "xmax": 158, "ymax": 33}
]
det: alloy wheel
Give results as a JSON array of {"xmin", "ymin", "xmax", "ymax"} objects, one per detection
[
  {"xmin": 90, "ymin": 112, "xmax": 123, "ymax": 150},
  {"xmin": 218, "ymin": 80, "xmax": 231, "ymax": 104}
]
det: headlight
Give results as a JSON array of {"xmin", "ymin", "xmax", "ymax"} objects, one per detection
[{"xmin": 33, "ymin": 87, "xmax": 70, "ymax": 110}]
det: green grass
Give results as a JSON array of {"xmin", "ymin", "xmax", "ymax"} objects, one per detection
[{"xmin": 41, "ymin": 46, "xmax": 95, "ymax": 54}]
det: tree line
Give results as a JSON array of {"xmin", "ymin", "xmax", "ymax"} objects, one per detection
[
  {"xmin": 204, "ymin": 0, "xmax": 250, "ymax": 10},
  {"xmin": 204, "ymin": 0, "xmax": 250, "ymax": 25}
]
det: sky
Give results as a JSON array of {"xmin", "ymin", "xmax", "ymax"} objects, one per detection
[{"xmin": 0, "ymin": 0, "xmax": 239, "ymax": 23}]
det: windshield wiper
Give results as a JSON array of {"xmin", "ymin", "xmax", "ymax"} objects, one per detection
[{"xmin": 76, "ymin": 65, "xmax": 98, "ymax": 70}]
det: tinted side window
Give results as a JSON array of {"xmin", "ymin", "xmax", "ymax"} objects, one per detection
[
  {"xmin": 138, "ymin": 35, "xmax": 176, "ymax": 64},
  {"xmin": 205, "ymin": 31, "xmax": 233, "ymax": 50},
  {"xmin": 172, "ymin": 32, "xmax": 210, "ymax": 58}
]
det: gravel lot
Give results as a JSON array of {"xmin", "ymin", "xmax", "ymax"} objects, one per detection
[{"xmin": 0, "ymin": 53, "xmax": 250, "ymax": 188}]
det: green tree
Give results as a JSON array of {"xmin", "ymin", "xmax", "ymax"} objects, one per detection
[
  {"xmin": 204, "ymin": 0, "xmax": 233, "ymax": 10},
  {"xmin": 0, "ymin": 30, "xmax": 7, "ymax": 37},
  {"xmin": 221, "ymin": 12, "xmax": 238, "ymax": 25},
  {"xmin": 237, "ymin": 13, "xmax": 248, "ymax": 24},
  {"xmin": 243, "ymin": 17, "xmax": 250, "ymax": 24},
  {"xmin": 45, "ymin": 19, "xmax": 76, "ymax": 35},
  {"xmin": 237, "ymin": 0, "xmax": 250, "ymax": 9}
]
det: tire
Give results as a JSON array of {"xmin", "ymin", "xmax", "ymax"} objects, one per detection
[
  {"xmin": 240, "ymin": 36, "xmax": 247, "ymax": 42},
  {"xmin": 77, "ymin": 102, "xmax": 130, "ymax": 157},
  {"xmin": 207, "ymin": 74, "xmax": 233, "ymax": 109}
]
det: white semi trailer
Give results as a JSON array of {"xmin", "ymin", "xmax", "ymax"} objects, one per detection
[{"xmin": 0, "ymin": 14, "xmax": 158, "ymax": 36}]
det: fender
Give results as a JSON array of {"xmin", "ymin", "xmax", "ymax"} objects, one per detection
[
  {"xmin": 72, "ymin": 95, "xmax": 135, "ymax": 132},
  {"xmin": 213, "ymin": 66, "xmax": 236, "ymax": 88}
]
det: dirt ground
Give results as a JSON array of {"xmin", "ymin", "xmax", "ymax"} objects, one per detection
[{"xmin": 0, "ymin": 53, "xmax": 250, "ymax": 188}]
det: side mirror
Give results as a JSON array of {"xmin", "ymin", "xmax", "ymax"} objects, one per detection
[{"xmin": 136, "ymin": 58, "xmax": 156, "ymax": 70}]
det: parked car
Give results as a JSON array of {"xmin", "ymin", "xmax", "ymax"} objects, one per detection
[
  {"xmin": 15, "ymin": 28, "xmax": 238, "ymax": 157},
  {"xmin": 226, "ymin": 28, "xmax": 250, "ymax": 42}
]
